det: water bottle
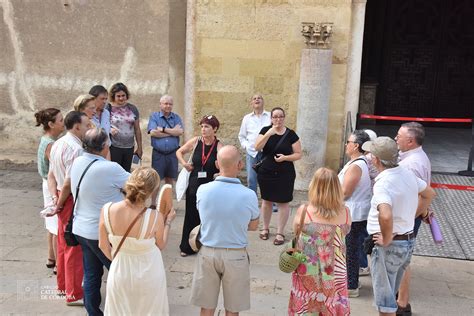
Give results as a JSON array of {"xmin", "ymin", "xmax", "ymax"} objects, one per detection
[{"xmin": 429, "ymin": 213, "xmax": 443, "ymax": 244}]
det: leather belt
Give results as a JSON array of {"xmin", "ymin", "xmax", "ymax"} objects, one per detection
[{"xmin": 393, "ymin": 232, "xmax": 415, "ymax": 240}]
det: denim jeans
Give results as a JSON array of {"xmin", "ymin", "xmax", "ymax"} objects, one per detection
[
  {"xmin": 245, "ymin": 153, "xmax": 261, "ymax": 194},
  {"xmin": 370, "ymin": 239, "xmax": 415, "ymax": 313},
  {"xmin": 76, "ymin": 235, "xmax": 111, "ymax": 316}
]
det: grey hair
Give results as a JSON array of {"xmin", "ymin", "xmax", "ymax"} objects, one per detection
[
  {"xmin": 401, "ymin": 122, "xmax": 425, "ymax": 145},
  {"xmin": 380, "ymin": 159, "xmax": 398, "ymax": 169},
  {"xmin": 351, "ymin": 130, "xmax": 371, "ymax": 153},
  {"xmin": 83, "ymin": 128, "xmax": 108, "ymax": 153},
  {"xmin": 160, "ymin": 94, "xmax": 173, "ymax": 103}
]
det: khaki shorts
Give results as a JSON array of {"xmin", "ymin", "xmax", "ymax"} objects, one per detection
[{"xmin": 190, "ymin": 246, "xmax": 250, "ymax": 312}]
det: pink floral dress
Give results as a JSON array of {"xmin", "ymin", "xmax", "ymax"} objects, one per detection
[{"xmin": 288, "ymin": 210, "xmax": 351, "ymax": 316}]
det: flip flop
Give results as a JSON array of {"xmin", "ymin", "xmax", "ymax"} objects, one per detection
[
  {"xmin": 259, "ymin": 229, "xmax": 269, "ymax": 240},
  {"xmin": 273, "ymin": 233, "xmax": 285, "ymax": 245}
]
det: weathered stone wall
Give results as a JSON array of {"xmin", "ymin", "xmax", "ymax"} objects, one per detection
[
  {"xmin": 0, "ymin": 0, "xmax": 186, "ymax": 163},
  {"xmin": 191, "ymin": 0, "xmax": 352, "ymax": 169}
]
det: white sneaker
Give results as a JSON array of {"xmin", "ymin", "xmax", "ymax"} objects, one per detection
[
  {"xmin": 359, "ymin": 267, "xmax": 370, "ymax": 276},
  {"xmin": 348, "ymin": 288, "xmax": 359, "ymax": 298},
  {"xmin": 66, "ymin": 299, "xmax": 84, "ymax": 306}
]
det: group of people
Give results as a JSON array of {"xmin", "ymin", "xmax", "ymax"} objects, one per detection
[{"xmin": 34, "ymin": 87, "xmax": 435, "ymax": 316}]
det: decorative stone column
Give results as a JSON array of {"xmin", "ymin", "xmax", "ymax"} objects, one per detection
[
  {"xmin": 295, "ymin": 23, "xmax": 333, "ymax": 190},
  {"xmin": 344, "ymin": 0, "xmax": 367, "ymax": 128},
  {"xmin": 184, "ymin": 0, "xmax": 196, "ymax": 141}
]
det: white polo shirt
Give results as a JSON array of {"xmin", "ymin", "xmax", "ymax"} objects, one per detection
[
  {"xmin": 238, "ymin": 111, "xmax": 271, "ymax": 157},
  {"xmin": 367, "ymin": 166, "xmax": 427, "ymax": 235},
  {"xmin": 399, "ymin": 146, "xmax": 431, "ymax": 184}
]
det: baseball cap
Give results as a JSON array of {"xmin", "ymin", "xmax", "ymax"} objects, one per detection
[{"xmin": 362, "ymin": 136, "xmax": 398, "ymax": 163}]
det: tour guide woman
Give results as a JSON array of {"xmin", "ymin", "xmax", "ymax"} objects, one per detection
[
  {"xmin": 176, "ymin": 115, "xmax": 222, "ymax": 256},
  {"xmin": 255, "ymin": 107, "xmax": 302, "ymax": 245}
]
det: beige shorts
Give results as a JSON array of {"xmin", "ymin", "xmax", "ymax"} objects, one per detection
[{"xmin": 190, "ymin": 246, "xmax": 250, "ymax": 312}]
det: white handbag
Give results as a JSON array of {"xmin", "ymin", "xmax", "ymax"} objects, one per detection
[{"xmin": 176, "ymin": 137, "xmax": 200, "ymax": 201}]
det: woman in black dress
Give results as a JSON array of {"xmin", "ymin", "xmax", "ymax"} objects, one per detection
[
  {"xmin": 176, "ymin": 115, "xmax": 222, "ymax": 256},
  {"xmin": 255, "ymin": 107, "xmax": 302, "ymax": 245}
]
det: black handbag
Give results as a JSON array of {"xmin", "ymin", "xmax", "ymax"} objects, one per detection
[
  {"xmin": 64, "ymin": 159, "xmax": 98, "ymax": 247},
  {"xmin": 252, "ymin": 129, "xmax": 290, "ymax": 173}
]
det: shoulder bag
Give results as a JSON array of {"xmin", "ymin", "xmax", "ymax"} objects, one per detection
[
  {"xmin": 64, "ymin": 159, "xmax": 98, "ymax": 247},
  {"xmin": 253, "ymin": 129, "xmax": 290, "ymax": 173},
  {"xmin": 279, "ymin": 204, "xmax": 307, "ymax": 273},
  {"xmin": 176, "ymin": 137, "xmax": 200, "ymax": 201}
]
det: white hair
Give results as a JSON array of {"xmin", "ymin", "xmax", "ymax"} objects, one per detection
[{"xmin": 160, "ymin": 94, "xmax": 173, "ymax": 103}]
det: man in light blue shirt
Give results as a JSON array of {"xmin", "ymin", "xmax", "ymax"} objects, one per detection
[
  {"xmin": 70, "ymin": 128, "xmax": 129, "ymax": 316},
  {"xmin": 191, "ymin": 145, "xmax": 259, "ymax": 315}
]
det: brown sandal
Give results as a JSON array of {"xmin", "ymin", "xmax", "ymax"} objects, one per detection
[
  {"xmin": 273, "ymin": 233, "xmax": 285, "ymax": 245},
  {"xmin": 259, "ymin": 229, "xmax": 269, "ymax": 240}
]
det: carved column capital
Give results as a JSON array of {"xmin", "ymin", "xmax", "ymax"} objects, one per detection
[{"xmin": 301, "ymin": 22, "xmax": 334, "ymax": 49}]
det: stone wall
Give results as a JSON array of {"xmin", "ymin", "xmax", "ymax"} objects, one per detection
[
  {"xmin": 0, "ymin": 0, "xmax": 186, "ymax": 163},
  {"xmin": 191, "ymin": 0, "xmax": 352, "ymax": 169}
]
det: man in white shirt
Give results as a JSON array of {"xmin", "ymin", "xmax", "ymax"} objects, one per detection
[
  {"xmin": 362, "ymin": 137, "xmax": 435, "ymax": 316},
  {"xmin": 238, "ymin": 94, "xmax": 271, "ymax": 194},
  {"xmin": 70, "ymin": 128, "xmax": 130, "ymax": 315},
  {"xmin": 48, "ymin": 111, "xmax": 90, "ymax": 305},
  {"xmin": 395, "ymin": 122, "xmax": 432, "ymax": 316}
]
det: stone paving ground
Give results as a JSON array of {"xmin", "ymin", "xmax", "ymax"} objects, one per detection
[{"xmin": 0, "ymin": 169, "xmax": 473, "ymax": 315}]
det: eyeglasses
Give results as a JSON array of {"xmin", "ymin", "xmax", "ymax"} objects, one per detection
[{"xmin": 272, "ymin": 116, "xmax": 285, "ymax": 119}]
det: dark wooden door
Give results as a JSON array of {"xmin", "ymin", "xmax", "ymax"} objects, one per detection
[{"xmin": 366, "ymin": 0, "xmax": 474, "ymax": 118}]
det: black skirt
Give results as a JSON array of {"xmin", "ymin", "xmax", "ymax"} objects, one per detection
[{"xmin": 257, "ymin": 167, "xmax": 296, "ymax": 203}]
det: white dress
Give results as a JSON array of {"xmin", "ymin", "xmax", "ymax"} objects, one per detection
[{"xmin": 103, "ymin": 202, "xmax": 169, "ymax": 316}]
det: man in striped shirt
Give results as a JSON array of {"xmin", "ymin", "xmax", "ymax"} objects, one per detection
[{"xmin": 48, "ymin": 111, "xmax": 90, "ymax": 305}]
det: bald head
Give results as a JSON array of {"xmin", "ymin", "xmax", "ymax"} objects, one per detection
[
  {"xmin": 216, "ymin": 145, "xmax": 242, "ymax": 177},
  {"xmin": 83, "ymin": 127, "xmax": 109, "ymax": 156}
]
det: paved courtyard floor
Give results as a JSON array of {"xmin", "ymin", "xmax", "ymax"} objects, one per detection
[{"xmin": 0, "ymin": 170, "xmax": 473, "ymax": 315}]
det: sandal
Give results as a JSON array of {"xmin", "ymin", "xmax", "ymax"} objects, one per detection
[
  {"xmin": 273, "ymin": 233, "xmax": 285, "ymax": 246},
  {"xmin": 53, "ymin": 266, "xmax": 57, "ymax": 275},
  {"xmin": 46, "ymin": 258, "xmax": 55, "ymax": 269},
  {"xmin": 259, "ymin": 229, "xmax": 269, "ymax": 240},
  {"xmin": 180, "ymin": 252, "xmax": 188, "ymax": 257}
]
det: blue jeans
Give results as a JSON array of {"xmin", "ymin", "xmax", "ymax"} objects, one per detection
[
  {"xmin": 370, "ymin": 239, "xmax": 415, "ymax": 313},
  {"xmin": 76, "ymin": 235, "xmax": 111, "ymax": 316},
  {"xmin": 246, "ymin": 153, "xmax": 261, "ymax": 194}
]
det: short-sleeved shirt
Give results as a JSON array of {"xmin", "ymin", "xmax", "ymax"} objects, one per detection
[
  {"xmin": 71, "ymin": 153, "xmax": 130, "ymax": 240},
  {"xmin": 108, "ymin": 103, "xmax": 139, "ymax": 148},
  {"xmin": 259, "ymin": 126, "xmax": 299, "ymax": 173},
  {"xmin": 147, "ymin": 111, "xmax": 183, "ymax": 153},
  {"xmin": 49, "ymin": 132, "xmax": 84, "ymax": 190},
  {"xmin": 367, "ymin": 166, "xmax": 427, "ymax": 235},
  {"xmin": 399, "ymin": 146, "xmax": 431, "ymax": 184},
  {"xmin": 91, "ymin": 109, "xmax": 111, "ymax": 135},
  {"xmin": 37, "ymin": 135, "xmax": 55, "ymax": 180},
  {"xmin": 197, "ymin": 176, "xmax": 260, "ymax": 248}
]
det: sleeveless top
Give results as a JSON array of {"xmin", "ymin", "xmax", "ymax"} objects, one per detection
[
  {"xmin": 188, "ymin": 138, "xmax": 219, "ymax": 194},
  {"xmin": 338, "ymin": 156, "xmax": 372, "ymax": 222},
  {"xmin": 37, "ymin": 135, "xmax": 55, "ymax": 179}
]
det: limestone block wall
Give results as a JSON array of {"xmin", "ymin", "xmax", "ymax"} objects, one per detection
[
  {"xmin": 191, "ymin": 0, "xmax": 352, "ymax": 170},
  {"xmin": 0, "ymin": 0, "xmax": 186, "ymax": 163}
]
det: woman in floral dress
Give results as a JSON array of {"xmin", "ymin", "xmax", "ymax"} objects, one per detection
[{"xmin": 289, "ymin": 167, "xmax": 352, "ymax": 316}]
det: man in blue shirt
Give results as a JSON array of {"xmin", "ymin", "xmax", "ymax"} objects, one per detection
[
  {"xmin": 70, "ymin": 128, "xmax": 130, "ymax": 315},
  {"xmin": 191, "ymin": 145, "xmax": 259, "ymax": 315},
  {"xmin": 147, "ymin": 95, "xmax": 184, "ymax": 207}
]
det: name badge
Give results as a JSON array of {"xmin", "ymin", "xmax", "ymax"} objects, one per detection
[{"xmin": 198, "ymin": 171, "xmax": 207, "ymax": 178}]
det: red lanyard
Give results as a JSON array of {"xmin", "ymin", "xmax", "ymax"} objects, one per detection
[{"xmin": 201, "ymin": 138, "xmax": 217, "ymax": 167}]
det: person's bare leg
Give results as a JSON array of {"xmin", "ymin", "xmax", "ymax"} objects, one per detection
[
  {"xmin": 52, "ymin": 235, "xmax": 57, "ymax": 261},
  {"xmin": 397, "ymin": 266, "xmax": 411, "ymax": 308},
  {"xmin": 200, "ymin": 308, "xmax": 215, "ymax": 316},
  {"xmin": 380, "ymin": 312, "xmax": 395, "ymax": 316},
  {"xmin": 225, "ymin": 311, "xmax": 239, "ymax": 316},
  {"xmin": 276, "ymin": 202, "xmax": 290, "ymax": 237},
  {"xmin": 261, "ymin": 199, "xmax": 273, "ymax": 230}
]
